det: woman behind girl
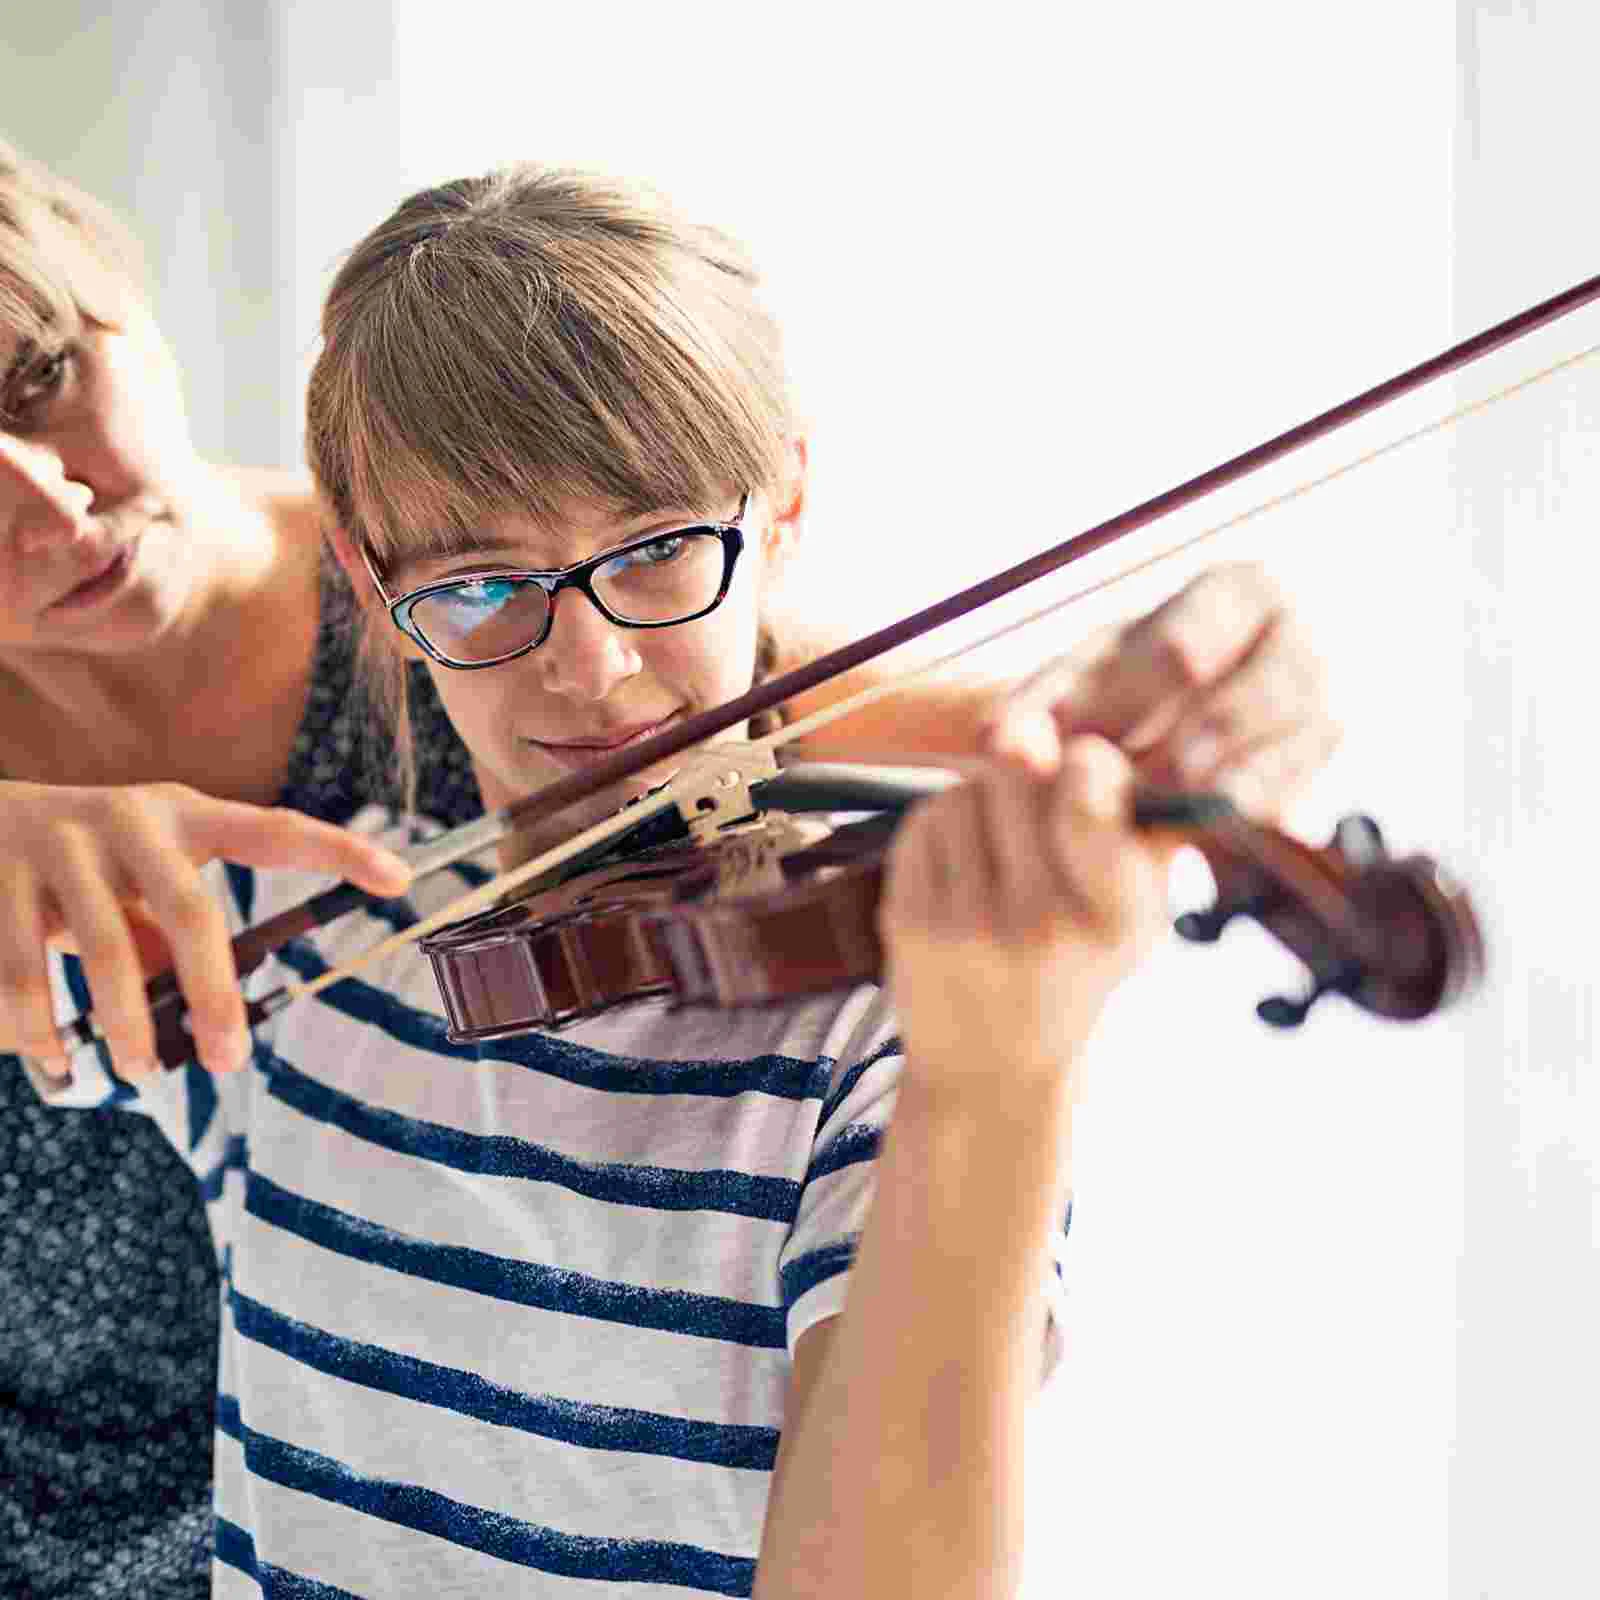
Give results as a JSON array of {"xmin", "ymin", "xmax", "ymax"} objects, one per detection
[{"xmin": 22, "ymin": 163, "xmax": 1333, "ymax": 1598}]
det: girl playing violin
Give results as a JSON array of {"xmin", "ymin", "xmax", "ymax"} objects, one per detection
[{"xmin": 16, "ymin": 163, "xmax": 1334, "ymax": 1598}]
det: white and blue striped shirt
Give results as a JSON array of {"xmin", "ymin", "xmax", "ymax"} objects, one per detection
[{"xmin": 28, "ymin": 810, "xmax": 1068, "ymax": 1598}]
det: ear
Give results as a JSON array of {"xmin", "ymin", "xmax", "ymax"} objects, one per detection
[
  {"xmin": 325, "ymin": 523, "xmax": 425, "ymax": 662},
  {"xmin": 760, "ymin": 433, "xmax": 808, "ymax": 579},
  {"xmin": 325, "ymin": 523, "xmax": 373, "ymax": 597}
]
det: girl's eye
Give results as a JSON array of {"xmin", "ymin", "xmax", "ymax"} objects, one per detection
[
  {"xmin": 605, "ymin": 536, "xmax": 687, "ymax": 577},
  {"xmin": 436, "ymin": 578, "xmax": 518, "ymax": 615}
]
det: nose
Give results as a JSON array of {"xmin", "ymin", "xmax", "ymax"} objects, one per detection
[
  {"xmin": 0, "ymin": 433, "xmax": 94, "ymax": 552},
  {"xmin": 534, "ymin": 589, "xmax": 643, "ymax": 700}
]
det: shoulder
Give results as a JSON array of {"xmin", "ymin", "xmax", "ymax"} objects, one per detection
[{"xmin": 219, "ymin": 464, "xmax": 322, "ymax": 533}]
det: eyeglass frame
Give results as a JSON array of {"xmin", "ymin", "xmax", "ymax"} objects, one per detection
[{"xmin": 360, "ymin": 491, "xmax": 751, "ymax": 671}]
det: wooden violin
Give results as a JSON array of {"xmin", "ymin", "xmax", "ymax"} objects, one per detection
[
  {"xmin": 57, "ymin": 268, "xmax": 1600, "ymax": 1070},
  {"xmin": 417, "ymin": 785, "xmax": 1484, "ymax": 1044}
]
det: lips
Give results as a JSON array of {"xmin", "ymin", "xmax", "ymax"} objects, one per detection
[
  {"xmin": 45, "ymin": 540, "xmax": 137, "ymax": 613},
  {"xmin": 527, "ymin": 713, "xmax": 679, "ymax": 771},
  {"xmin": 537, "ymin": 717, "xmax": 675, "ymax": 751}
]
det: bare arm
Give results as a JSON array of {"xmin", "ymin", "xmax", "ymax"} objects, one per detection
[
  {"xmin": 770, "ymin": 615, "xmax": 1009, "ymax": 763},
  {"xmin": 753, "ymin": 1066, "xmax": 1074, "ymax": 1599}
]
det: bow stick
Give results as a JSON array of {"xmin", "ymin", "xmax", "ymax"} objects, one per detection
[{"xmin": 51, "ymin": 269, "xmax": 1600, "ymax": 1059}]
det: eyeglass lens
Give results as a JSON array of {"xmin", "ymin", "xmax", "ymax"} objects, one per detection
[{"xmin": 408, "ymin": 530, "xmax": 728, "ymax": 663}]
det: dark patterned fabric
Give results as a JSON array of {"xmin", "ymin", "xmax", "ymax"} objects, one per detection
[{"xmin": 0, "ymin": 559, "xmax": 480, "ymax": 1598}]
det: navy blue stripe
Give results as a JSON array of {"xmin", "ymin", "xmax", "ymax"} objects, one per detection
[
  {"xmin": 246, "ymin": 1170, "xmax": 786, "ymax": 1349},
  {"xmin": 816, "ymin": 1036, "xmax": 900, "ymax": 1131},
  {"xmin": 258, "ymin": 1044, "xmax": 800, "ymax": 1222},
  {"xmin": 230, "ymin": 1286, "xmax": 779, "ymax": 1471},
  {"xmin": 806, "ymin": 1121, "xmax": 881, "ymax": 1185},
  {"xmin": 200, "ymin": 1133, "xmax": 250, "ymax": 1202},
  {"xmin": 272, "ymin": 937, "xmax": 830, "ymax": 1102},
  {"xmin": 451, "ymin": 856, "xmax": 492, "ymax": 888},
  {"xmin": 186, "ymin": 1059, "xmax": 218, "ymax": 1152},
  {"xmin": 59, "ymin": 954, "xmax": 134, "ymax": 1104},
  {"xmin": 215, "ymin": 1513, "xmax": 371, "ymax": 1600},
  {"xmin": 225, "ymin": 863, "xmax": 257, "ymax": 925},
  {"xmin": 212, "ymin": 1515, "xmax": 256, "ymax": 1582},
  {"xmin": 780, "ymin": 1238, "xmax": 857, "ymax": 1315},
  {"xmin": 215, "ymin": 1397, "xmax": 754, "ymax": 1595}
]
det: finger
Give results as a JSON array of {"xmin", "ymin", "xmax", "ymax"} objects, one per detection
[
  {"xmin": 1139, "ymin": 619, "xmax": 1327, "ymax": 791},
  {"xmin": 885, "ymin": 788, "xmax": 975, "ymax": 934},
  {"xmin": 171, "ymin": 790, "xmax": 413, "ymax": 895},
  {"xmin": 1205, "ymin": 715, "xmax": 1344, "ymax": 820},
  {"xmin": 117, "ymin": 827, "xmax": 251, "ymax": 1075},
  {"xmin": 976, "ymin": 763, "xmax": 1055, "ymax": 916},
  {"xmin": 1057, "ymin": 734, "xmax": 1136, "ymax": 816},
  {"xmin": 46, "ymin": 828, "xmax": 160, "ymax": 1076},
  {"xmin": 1065, "ymin": 564, "xmax": 1284, "ymax": 752},
  {"xmin": 980, "ymin": 706, "xmax": 1063, "ymax": 777},
  {"xmin": 1045, "ymin": 736, "xmax": 1176, "ymax": 931},
  {"xmin": 979, "ymin": 622, "xmax": 1119, "ymax": 752},
  {"xmin": 0, "ymin": 863, "xmax": 68, "ymax": 1073},
  {"xmin": 920, "ymin": 786, "xmax": 985, "ymax": 931}
]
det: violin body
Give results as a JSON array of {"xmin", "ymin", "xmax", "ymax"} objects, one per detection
[{"xmin": 420, "ymin": 816, "xmax": 895, "ymax": 1041}]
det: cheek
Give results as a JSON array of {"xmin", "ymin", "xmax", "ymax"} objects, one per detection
[
  {"xmin": 428, "ymin": 671, "xmax": 508, "ymax": 749},
  {"xmin": 88, "ymin": 338, "xmax": 194, "ymax": 489},
  {"xmin": 653, "ymin": 595, "xmax": 762, "ymax": 698}
]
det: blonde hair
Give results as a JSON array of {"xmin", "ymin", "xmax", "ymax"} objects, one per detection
[
  {"xmin": 0, "ymin": 138, "xmax": 143, "ymax": 379},
  {"xmin": 305, "ymin": 165, "xmax": 800, "ymax": 802}
]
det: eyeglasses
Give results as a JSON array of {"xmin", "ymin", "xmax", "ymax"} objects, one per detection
[{"xmin": 363, "ymin": 492, "xmax": 750, "ymax": 670}]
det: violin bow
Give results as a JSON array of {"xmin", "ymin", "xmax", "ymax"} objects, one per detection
[{"xmin": 51, "ymin": 269, "xmax": 1600, "ymax": 1054}]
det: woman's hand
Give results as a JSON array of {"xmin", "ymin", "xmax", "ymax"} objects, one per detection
[
  {"xmin": 878, "ymin": 735, "xmax": 1171, "ymax": 1092},
  {"xmin": 0, "ymin": 781, "xmax": 412, "ymax": 1079},
  {"xmin": 982, "ymin": 562, "xmax": 1338, "ymax": 815}
]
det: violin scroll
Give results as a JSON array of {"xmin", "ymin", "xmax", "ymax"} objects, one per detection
[{"xmin": 1143, "ymin": 792, "xmax": 1486, "ymax": 1027}]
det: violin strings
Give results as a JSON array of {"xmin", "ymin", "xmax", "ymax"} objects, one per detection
[
  {"xmin": 285, "ymin": 786, "xmax": 684, "ymax": 1000},
  {"xmin": 765, "ymin": 338, "xmax": 1600, "ymax": 753},
  {"xmin": 280, "ymin": 336, "xmax": 1600, "ymax": 1004}
]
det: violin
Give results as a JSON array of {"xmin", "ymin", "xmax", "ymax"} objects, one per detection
[
  {"xmin": 418, "ymin": 782, "xmax": 1483, "ymax": 1043},
  {"xmin": 58, "ymin": 269, "xmax": 1600, "ymax": 1070}
]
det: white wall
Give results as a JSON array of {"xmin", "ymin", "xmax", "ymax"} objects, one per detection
[
  {"xmin": 1, "ymin": 0, "xmax": 286, "ymax": 466},
  {"xmin": 1451, "ymin": 6, "xmax": 1600, "ymax": 1597}
]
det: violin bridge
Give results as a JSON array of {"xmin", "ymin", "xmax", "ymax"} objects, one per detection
[{"xmin": 672, "ymin": 743, "xmax": 782, "ymax": 846}]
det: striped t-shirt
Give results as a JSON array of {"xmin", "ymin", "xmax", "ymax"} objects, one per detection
[{"xmin": 27, "ymin": 810, "xmax": 1069, "ymax": 1598}]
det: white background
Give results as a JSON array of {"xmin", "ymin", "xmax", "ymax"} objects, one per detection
[{"xmin": 5, "ymin": 3, "xmax": 1597, "ymax": 1594}]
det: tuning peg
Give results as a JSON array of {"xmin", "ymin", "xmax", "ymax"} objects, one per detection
[
  {"xmin": 1256, "ymin": 990, "xmax": 1318, "ymax": 1027},
  {"xmin": 1175, "ymin": 905, "xmax": 1232, "ymax": 943},
  {"xmin": 1332, "ymin": 814, "xmax": 1386, "ymax": 866},
  {"xmin": 1255, "ymin": 965, "xmax": 1359, "ymax": 1028},
  {"xmin": 1174, "ymin": 892, "xmax": 1274, "ymax": 944}
]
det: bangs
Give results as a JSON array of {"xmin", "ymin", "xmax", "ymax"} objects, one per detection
[
  {"xmin": 312, "ymin": 186, "xmax": 790, "ymax": 567},
  {"xmin": 0, "ymin": 198, "xmax": 83, "ymax": 356},
  {"xmin": 0, "ymin": 144, "xmax": 143, "ymax": 352}
]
